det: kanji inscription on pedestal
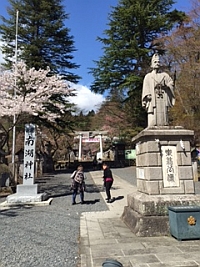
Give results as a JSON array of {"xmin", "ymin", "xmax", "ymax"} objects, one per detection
[
  {"xmin": 23, "ymin": 124, "xmax": 36, "ymax": 185},
  {"xmin": 161, "ymin": 146, "xmax": 179, "ymax": 187}
]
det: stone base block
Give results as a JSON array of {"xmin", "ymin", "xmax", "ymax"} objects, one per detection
[
  {"xmin": 121, "ymin": 206, "xmax": 169, "ymax": 237},
  {"xmin": 6, "ymin": 184, "xmax": 48, "ymax": 204},
  {"xmin": 6, "ymin": 192, "xmax": 48, "ymax": 203},
  {"xmin": 17, "ymin": 184, "xmax": 38, "ymax": 194},
  {"xmin": 121, "ymin": 192, "xmax": 200, "ymax": 236},
  {"xmin": 127, "ymin": 192, "xmax": 200, "ymax": 216}
]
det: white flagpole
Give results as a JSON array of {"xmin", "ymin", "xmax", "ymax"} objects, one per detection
[{"xmin": 12, "ymin": 10, "xmax": 19, "ymax": 181}]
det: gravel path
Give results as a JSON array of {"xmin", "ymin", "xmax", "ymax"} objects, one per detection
[{"xmin": 0, "ymin": 167, "xmax": 136, "ymax": 267}]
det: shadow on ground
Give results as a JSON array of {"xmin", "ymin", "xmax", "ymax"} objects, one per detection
[{"xmin": 35, "ymin": 172, "xmax": 102, "ymax": 199}]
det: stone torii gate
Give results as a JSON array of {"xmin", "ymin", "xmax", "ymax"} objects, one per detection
[{"xmin": 74, "ymin": 131, "xmax": 107, "ymax": 161}]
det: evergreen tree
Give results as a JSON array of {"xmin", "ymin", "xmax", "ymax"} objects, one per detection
[
  {"xmin": 90, "ymin": 0, "xmax": 186, "ymax": 128},
  {"xmin": 0, "ymin": 0, "xmax": 80, "ymax": 82}
]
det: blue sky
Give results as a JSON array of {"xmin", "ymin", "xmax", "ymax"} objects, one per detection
[
  {"xmin": 0, "ymin": 0, "xmax": 192, "ymax": 113},
  {"xmin": 0, "ymin": 0, "xmax": 191, "ymax": 86},
  {"xmin": 65, "ymin": 0, "xmax": 191, "ymax": 86}
]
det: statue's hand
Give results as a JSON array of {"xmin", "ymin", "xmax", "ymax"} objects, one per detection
[
  {"xmin": 142, "ymin": 94, "xmax": 151, "ymax": 109},
  {"xmin": 142, "ymin": 101, "xmax": 146, "ymax": 108},
  {"xmin": 146, "ymin": 94, "xmax": 152, "ymax": 101}
]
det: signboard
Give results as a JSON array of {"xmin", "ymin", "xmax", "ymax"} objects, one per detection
[
  {"xmin": 23, "ymin": 124, "xmax": 36, "ymax": 185},
  {"xmin": 161, "ymin": 145, "xmax": 179, "ymax": 187},
  {"xmin": 74, "ymin": 131, "xmax": 107, "ymax": 139},
  {"xmin": 82, "ymin": 138, "xmax": 100, "ymax": 143},
  {"xmin": 137, "ymin": 168, "xmax": 144, "ymax": 179},
  {"xmin": 125, "ymin": 149, "xmax": 136, "ymax": 160}
]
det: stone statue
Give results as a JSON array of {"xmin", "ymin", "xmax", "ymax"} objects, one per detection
[{"xmin": 142, "ymin": 53, "xmax": 175, "ymax": 127}]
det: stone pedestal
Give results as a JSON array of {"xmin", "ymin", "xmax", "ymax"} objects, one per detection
[
  {"xmin": 6, "ymin": 184, "xmax": 48, "ymax": 203},
  {"xmin": 122, "ymin": 126, "xmax": 200, "ymax": 236},
  {"xmin": 1, "ymin": 124, "xmax": 50, "ymax": 206}
]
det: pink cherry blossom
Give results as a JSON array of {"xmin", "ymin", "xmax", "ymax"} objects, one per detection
[{"xmin": 0, "ymin": 62, "xmax": 74, "ymax": 121}]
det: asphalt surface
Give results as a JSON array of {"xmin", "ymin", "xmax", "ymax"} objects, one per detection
[
  {"xmin": 112, "ymin": 167, "xmax": 136, "ymax": 186},
  {"xmin": 0, "ymin": 166, "xmax": 136, "ymax": 267}
]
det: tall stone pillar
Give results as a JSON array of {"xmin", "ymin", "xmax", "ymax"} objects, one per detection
[
  {"xmin": 122, "ymin": 126, "xmax": 200, "ymax": 236},
  {"xmin": 6, "ymin": 124, "xmax": 47, "ymax": 204}
]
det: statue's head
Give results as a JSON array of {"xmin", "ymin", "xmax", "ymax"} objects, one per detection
[{"xmin": 151, "ymin": 53, "xmax": 160, "ymax": 69}]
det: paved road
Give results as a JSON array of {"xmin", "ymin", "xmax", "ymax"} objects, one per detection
[
  {"xmin": 0, "ymin": 167, "xmax": 135, "ymax": 267},
  {"xmin": 1, "ymin": 165, "xmax": 199, "ymax": 267},
  {"xmin": 80, "ymin": 168, "xmax": 200, "ymax": 267},
  {"xmin": 112, "ymin": 166, "xmax": 136, "ymax": 186}
]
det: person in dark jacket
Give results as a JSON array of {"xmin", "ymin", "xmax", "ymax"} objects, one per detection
[{"xmin": 102, "ymin": 162, "xmax": 114, "ymax": 203}]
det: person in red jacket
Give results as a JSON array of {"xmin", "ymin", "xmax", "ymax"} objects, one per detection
[{"xmin": 102, "ymin": 162, "xmax": 114, "ymax": 203}]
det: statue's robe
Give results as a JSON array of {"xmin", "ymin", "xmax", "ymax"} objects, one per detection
[{"xmin": 142, "ymin": 71, "xmax": 175, "ymax": 127}]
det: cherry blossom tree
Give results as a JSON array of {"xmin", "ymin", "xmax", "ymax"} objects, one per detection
[
  {"xmin": 156, "ymin": 0, "xmax": 200, "ymax": 142},
  {"xmin": 0, "ymin": 61, "xmax": 73, "ymax": 120},
  {"xmin": 0, "ymin": 61, "xmax": 75, "ymax": 152}
]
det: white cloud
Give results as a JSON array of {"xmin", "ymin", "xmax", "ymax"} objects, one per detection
[
  {"xmin": 0, "ymin": 40, "xmax": 104, "ymax": 114},
  {"xmin": 68, "ymin": 83, "xmax": 105, "ymax": 114}
]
